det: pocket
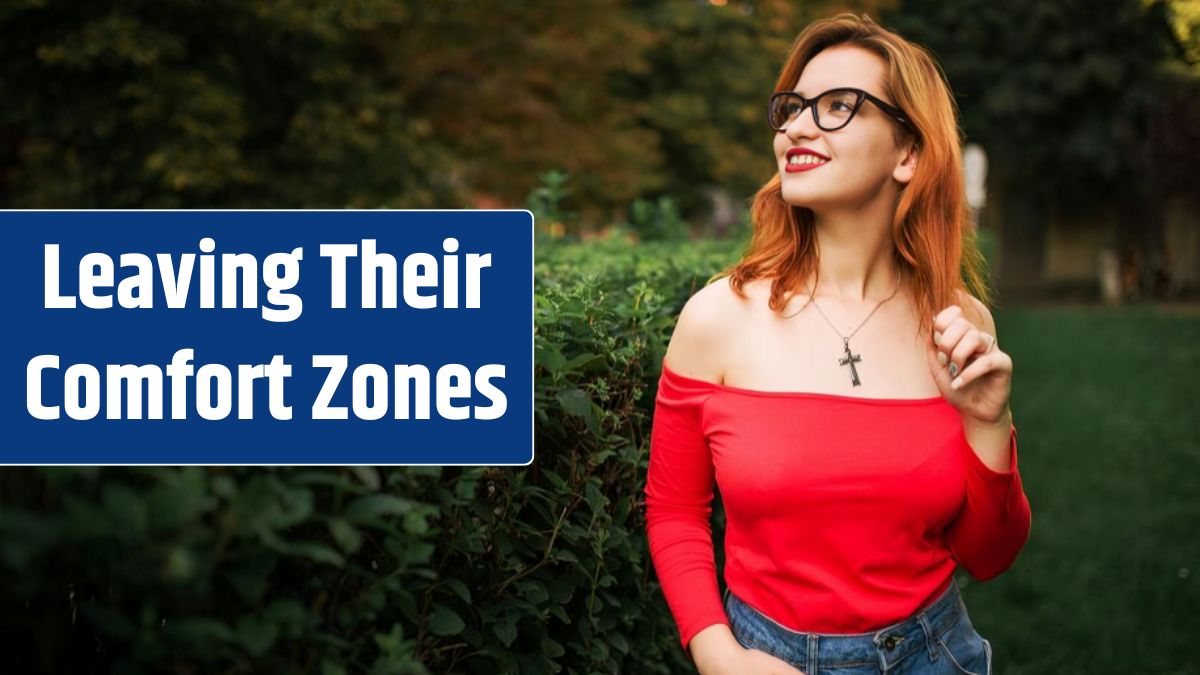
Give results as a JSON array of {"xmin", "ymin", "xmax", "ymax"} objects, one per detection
[
  {"xmin": 723, "ymin": 592, "xmax": 790, "ymax": 663},
  {"xmin": 936, "ymin": 614, "xmax": 990, "ymax": 675},
  {"xmin": 728, "ymin": 616, "xmax": 780, "ymax": 658}
]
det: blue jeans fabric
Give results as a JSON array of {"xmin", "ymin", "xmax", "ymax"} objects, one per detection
[{"xmin": 722, "ymin": 578, "xmax": 992, "ymax": 675}]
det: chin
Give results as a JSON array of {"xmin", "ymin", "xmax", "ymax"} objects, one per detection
[{"xmin": 779, "ymin": 185, "xmax": 830, "ymax": 210}]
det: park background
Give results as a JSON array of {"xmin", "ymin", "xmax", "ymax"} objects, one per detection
[{"xmin": 1, "ymin": 0, "xmax": 1198, "ymax": 673}]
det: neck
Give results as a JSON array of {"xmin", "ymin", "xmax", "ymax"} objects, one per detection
[{"xmin": 808, "ymin": 194, "xmax": 900, "ymax": 303}]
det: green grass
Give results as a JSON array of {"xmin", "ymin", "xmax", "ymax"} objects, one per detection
[{"xmin": 961, "ymin": 304, "xmax": 1200, "ymax": 674}]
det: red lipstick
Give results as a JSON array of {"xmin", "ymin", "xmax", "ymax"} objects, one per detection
[{"xmin": 784, "ymin": 147, "xmax": 831, "ymax": 173}]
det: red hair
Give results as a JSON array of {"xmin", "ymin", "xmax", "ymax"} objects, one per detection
[{"xmin": 719, "ymin": 13, "xmax": 990, "ymax": 336}]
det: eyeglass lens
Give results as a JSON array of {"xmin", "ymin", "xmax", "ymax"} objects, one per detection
[{"xmin": 771, "ymin": 90, "xmax": 861, "ymax": 131}]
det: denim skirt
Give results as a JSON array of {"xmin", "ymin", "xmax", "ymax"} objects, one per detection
[{"xmin": 722, "ymin": 578, "xmax": 992, "ymax": 675}]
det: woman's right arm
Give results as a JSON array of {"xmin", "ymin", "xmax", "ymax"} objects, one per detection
[{"xmin": 645, "ymin": 281, "xmax": 805, "ymax": 675}]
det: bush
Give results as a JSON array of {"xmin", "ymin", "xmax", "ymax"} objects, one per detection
[
  {"xmin": 0, "ymin": 236, "xmax": 742, "ymax": 674},
  {"xmin": 623, "ymin": 196, "xmax": 690, "ymax": 242}
]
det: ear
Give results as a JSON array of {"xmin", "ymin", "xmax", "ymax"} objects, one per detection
[{"xmin": 892, "ymin": 140, "xmax": 919, "ymax": 185}]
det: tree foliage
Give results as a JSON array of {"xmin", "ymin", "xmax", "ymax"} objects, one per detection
[
  {"xmin": 0, "ymin": 0, "xmax": 890, "ymax": 223},
  {"xmin": 885, "ymin": 0, "xmax": 1181, "ymax": 204},
  {"xmin": 2, "ymin": 0, "xmax": 1197, "ymax": 226},
  {"xmin": 0, "ymin": 1, "xmax": 458, "ymax": 208}
]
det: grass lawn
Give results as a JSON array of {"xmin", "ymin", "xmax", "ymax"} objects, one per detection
[{"xmin": 961, "ymin": 303, "xmax": 1200, "ymax": 674}]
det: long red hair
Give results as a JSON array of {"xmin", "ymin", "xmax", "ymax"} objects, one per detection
[{"xmin": 719, "ymin": 13, "xmax": 990, "ymax": 336}]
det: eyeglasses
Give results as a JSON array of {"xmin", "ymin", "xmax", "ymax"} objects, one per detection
[{"xmin": 768, "ymin": 88, "xmax": 911, "ymax": 132}]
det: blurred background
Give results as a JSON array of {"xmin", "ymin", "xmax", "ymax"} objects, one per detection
[
  {"xmin": 3, "ymin": 0, "xmax": 1199, "ymax": 300},
  {"xmin": 1, "ymin": 1, "xmax": 1198, "ymax": 674}
]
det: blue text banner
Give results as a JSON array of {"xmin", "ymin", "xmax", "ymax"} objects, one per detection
[{"xmin": 0, "ymin": 210, "xmax": 533, "ymax": 465}]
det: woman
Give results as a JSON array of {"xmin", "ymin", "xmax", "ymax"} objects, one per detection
[{"xmin": 644, "ymin": 14, "xmax": 1031, "ymax": 675}]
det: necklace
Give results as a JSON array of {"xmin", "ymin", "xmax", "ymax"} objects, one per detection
[{"xmin": 781, "ymin": 269, "xmax": 903, "ymax": 387}]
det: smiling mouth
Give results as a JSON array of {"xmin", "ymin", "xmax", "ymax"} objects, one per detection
[{"xmin": 785, "ymin": 155, "xmax": 830, "ymax": 172}]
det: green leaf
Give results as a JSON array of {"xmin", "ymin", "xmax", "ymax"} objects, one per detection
[
  {"xmin": 286, "ymin": 541, "xmax": 345, "ymax": 567},
  {"xmin": 455, "ymin": 475, "xmax": 479, "ymax": 500},
  {"xmin": 428, "ymin": 604, "xmax": 465, "ymax": 636},
  {"xmin": 328, "ymin": 518, "xmax": 363, "ymax": 554},
  {"xmin": 556, "ymin": 388, "xmax": 592, "ymax": 417},
  {"xmin": 538, "ymin": 344, "xmax": 566, "ymax": 374},
  {"xmin": 562, "ymin": 352, "xmax": 604, "ymax": 373},
  {"xmin": 348, "ymin": 466, "xmax": 381, "ymax": 491},
  {"xmin": 540, "ymin": 637, "xmax": 565, "ymax": 658},
  {"xmin": 235, "ymin": 615, "xmax": 279, "ymax": 656},
  {"xmin": 548, "ymin": 604, "xmax": 571, "ymax": 625},
  {"xmin": 442, "ymin": 578, "xmax": 472, "ymax": 604},
  {"xmin": 405, "ymin": 541, "xmax": 435, "ymax": 565},
  {"xmin": 515, "ymin": 579, "xmax": 549, "ymax": 605},
  {"xmin": 552, "ymin": 549, "xmax": 579, "ymax": 564},
  {"xmin": 260, "ymin": 530, "xmax": 345, "ymax": 567},
  {"xmin": 491, "ymin": 616, "xmax": 518, "ymax": 647},
  {"xmin": 584, "ymin": 481, "xmax": 608, "ymax": 511},
  {"xmin": 555, "ymin": 388, "xmax": 597, "ymax": 433},
  {"xmin": 264, "ymin": 598, "xmax": 308, "ymax": 631},
  {"xmin": 344, "ymin": 494, "xmax": 415, "ymax": 524},
  {"xmin": 374, "ymin": 623, "xmax": 406, "ymax": 655},
  {"xmin": 146, "ymin": 467, "xmax": 213, "ymax": 532},
  {"xmin": 544, "ymin": 470, "xmax": 567, "ymax": 490},
  {"xmin": 403, "ymin": 510, "xmax": 429, "ymax": 535},
  {"xmin": 609, "ymin": 631, "xmax": 629, "ymax": 655},
  {"xmin": 163, "ymin": 546, "xmax": 196, "ymax": 581}
]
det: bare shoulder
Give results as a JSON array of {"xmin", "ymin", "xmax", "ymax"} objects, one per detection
[
  {"xmin": 954, "ymin": 289, "xmax": 997, "ymax": 336},
  {"xmin": 663, "ymin": 276, "xmax": 743, "ymax": 383}
]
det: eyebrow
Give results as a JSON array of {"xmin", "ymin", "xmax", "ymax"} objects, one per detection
[{"xmin": 792, "ymin": 86, "xmax": 857, "ymax": 96}]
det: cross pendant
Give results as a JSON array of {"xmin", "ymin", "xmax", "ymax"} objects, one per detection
[{"xmin": 838, "ymin": 338, "xmax": 862, "ymax": 387}]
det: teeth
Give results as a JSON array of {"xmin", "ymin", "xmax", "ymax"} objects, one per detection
[{"xmin": 788, "ymin": 154, "xmax": 828, "ymax": 166}]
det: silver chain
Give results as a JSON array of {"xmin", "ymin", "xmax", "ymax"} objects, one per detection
[{"xmin": 782, "ymin": 268, "xmax": 903, "ymax": 341}]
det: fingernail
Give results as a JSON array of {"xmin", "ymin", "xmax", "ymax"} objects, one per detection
[
  {"xmin": 937, "ymin": 352, "xmax": 947, "ymax": 366},
  {"xmin": 951, "ymin": 376, "xmax": 963, "ymax": 390},
  {"xmin": 934, "ymin": 331, "xmax": 942, "ymax": 342},
  {"xmin": 948, "ymin": 362, "xmax": 958, "ymax": 378}
]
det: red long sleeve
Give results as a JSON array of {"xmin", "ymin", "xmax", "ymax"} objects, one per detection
[
  {"xmin": 946, "ymin": 424, "xmax": 1032, "ymax": 580},
  {"xmin": 643, "ymin": 359, "xmax": 1032, "ymax": 656},
  {"xmin": 643, "ymin": 362, "xmax": 728, "ymax": 654}
]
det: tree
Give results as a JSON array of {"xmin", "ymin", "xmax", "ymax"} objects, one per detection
[
  {"xmin": 885, "ymin": 0, "xmax": 1190, "ymax": 296},
  {"xmin": 0, "ymin": 0, "xmax": 460, "ymax": 208},
  {"xmin": 372, "ymin": 1, "xmax": 661, "ymax": 228}
]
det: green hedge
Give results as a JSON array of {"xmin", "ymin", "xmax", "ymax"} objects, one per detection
[{"xmin": 0, "ymin": 235, "xmax": 743, "ymax": 674}]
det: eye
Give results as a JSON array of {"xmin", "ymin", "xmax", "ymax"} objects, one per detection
[{"xmin": 828, "ymin": 100, "xmax": 853, "ymax": 113}]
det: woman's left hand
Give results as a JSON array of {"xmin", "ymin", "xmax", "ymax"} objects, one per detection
[{"xmin": 927, "ymin": 304, "xmax": 1012, "ymax": 426}]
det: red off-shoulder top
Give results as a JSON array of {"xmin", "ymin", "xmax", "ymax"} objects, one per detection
[{"xmin": 644, "ymin": 359, "xmax": 1031, "ymax": 654}]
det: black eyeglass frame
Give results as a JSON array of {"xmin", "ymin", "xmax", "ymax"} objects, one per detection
[{"xmin": 768, "ymin": 88, "xmax": 912, "ymax": 133}]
